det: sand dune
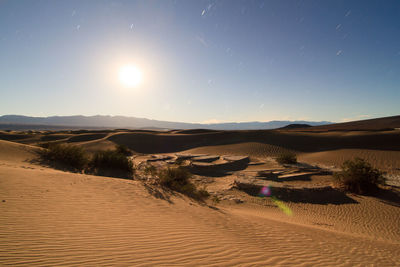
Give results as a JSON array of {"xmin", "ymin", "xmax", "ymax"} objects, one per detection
[
  {"xmin": 0, "ymin": 140, "xmax": 38, "ymax": 163},
  {"xmin": 3, "ymin": 127, "xmax": 399, "ymax": 183},
  {"xmin": 67, "ymin": 133, "xmax": 109, "ymax": 143},
  {"xmin": 183, "ymin": 142, "xmax": 292, "ymax": 158},
  {"xmin": 107, "ymin": 130, "xmax": 400, "ymax": 154},
  {"xmin": 0, "ymin": 140, "xmax": 399, "ymax": 266},
  {"xmin": 1, "ymin": 164, "xmax": 399, "ymax": 266},
  {"xmin": 181, "ymin": 142, "xmax": 400, "ymax": 180},
  {"xmin": 299, "ymin": 149, "xmax": 400, "ymax": 171},
  {"xmin": 76, "ymin": 139, "xmax": 118, "ymax": 154},
  {"xmin": 297, "ymin": 115, "xmax": 400, "ymax": 131}
]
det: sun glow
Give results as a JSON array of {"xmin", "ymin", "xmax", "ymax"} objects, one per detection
[{"xmin": 118, "ymin": 65, "xmax": 142, "ymax": 88}]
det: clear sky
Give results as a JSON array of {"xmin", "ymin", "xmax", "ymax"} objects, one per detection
[{"xmin": 1, "ymin": 0, "xmax": 399, "ymax": 123}]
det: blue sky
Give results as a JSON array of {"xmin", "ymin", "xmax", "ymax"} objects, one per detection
[{"xmin": 1, "ymin": 0, "xmax": 399, "ymax": 123}]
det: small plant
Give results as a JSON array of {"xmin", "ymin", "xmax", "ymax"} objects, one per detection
[
  {"xmin": 197, "ymin": 187, "xmax": 210, "ymax": 199},
  {"xmin": 158, "ymin": 167, "xmax": 209, "ymax": 199},
  {"xmin": 174, "ymin": 157, "xmax": 185, "ymax": 166},
  {"xmin": 39, "ymin": 143, "xmax": 89, "ymax": 171},
  {"xmin": 276, "ymin": 152, "xmax": 297, "ymax": 165},
  {"xmin": 158, "ymin": 167, "xmax": 192, "ymax": 190},
  {"xmin": 144, "ymin": 164, "xmax": 157, "ymax": 176},
  {"xmin": 89, "ymin": 150, "xmax": 134, "ymax": 177},
  {"xmin": 334, "ymin": 158, "xmax": 385, "ymax": 194},
  {"xmin": 115, "ymin": 144, "xmax": 133, "ymax": 156},
  {"xmin": 211, "ymin": 195, "xmax": 221, "ymax": 205},
  {"xmin": 38, "ymin": 142, "xmax": 52, "ymax": 149},
  {"xmin": 39, "ymin": 142, "xmax": 135, "ymax": 178}
]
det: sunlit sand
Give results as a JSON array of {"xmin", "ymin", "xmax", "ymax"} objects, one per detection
[{"xmin": 1, "ymin": 124, "xmax": 399, "ymax": 266}]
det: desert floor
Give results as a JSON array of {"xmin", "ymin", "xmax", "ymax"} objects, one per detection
[{"xmin": 1, "ymin": 129, "xmax": 399, "ymax": 266}]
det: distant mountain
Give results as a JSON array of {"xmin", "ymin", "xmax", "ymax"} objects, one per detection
[{"xmin": 0, "ymin": 115, "xmax": 331, "ymax": 130}]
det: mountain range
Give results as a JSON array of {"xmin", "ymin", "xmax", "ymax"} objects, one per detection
[{"xmin": 0, "ymin": 115, "xmax": 331, "ymax": 130}]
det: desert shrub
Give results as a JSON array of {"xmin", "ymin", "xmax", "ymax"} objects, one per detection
[
  {"xmin": 116, "ymin": 144, "xmax": 133, "ymax": 156},
  {"xmin": 39, "ymin": 143, "xmax": 89, "ymax": 171},
  {"xmin": 197, "ymin": 188, "xmax": 210, "ymax": 199},
  {"xmin": 174, "ymin": 157, "xmax": 185, "ymax": 166},
  {"xmin": 211, "ymin": 195, "xmax": 221, "ymax": 205},
  {"xmin": 276, "ymin": 152, "xmax": 297, "ymax": 164},
  {"xmin": 158, "ymin": 167, "xmax": 192, "ymax": 190},
  {"xmin": 144, "ymin": 164, "xmax": 157, "ymax": 176},
  {"xmin": 89, "ymin": 150, "xmax": 134, "ymax": 176},
  {"xmin": 39, "ymin": 142, "xmax": 52, "ymax": 149},
  {"xmin": 334, "ymin": 158, "xmax": 385, "ymax": 194},
  {"xmin": 158, "ymin": 167, "xmax": 209, "ymax": 199}
]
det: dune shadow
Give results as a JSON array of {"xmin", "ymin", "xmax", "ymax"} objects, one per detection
[
  {"xmin": 67, "ymin": 133, "xmax": 108, "ymax": 143},
  {"xmin": 372, "ymin": 188, "xmax": 400, "ymax": 207},
  {"xmin": 256, "ymin": 169, "xmax": 332, "ymax": 182},
  {"xmin": 189, "ymin": 169, "xmax": 233, "ymax": 177},
  {"xmin": 108, "ymin": 130, "xmax": 400, "ymax": 155},
  {"xmin": 40, "ymin": 134, "xmax": 71, "ymax": 141},
  {"xmin": 174, "ymin": 129, "xmax": 220, "ymax": 134},
  {"xmin": 28, "ymin": 156, "xmax": 134, "ymax": 180},
  {"xmin": 188, "ymin": 161, "xmax": 249, "ymax": 177},
  {"xmin": 257, "ymin": 172, "xmax": 312, "ymax": 182},
  {"xmin": 0, "ymin": 133, "xmax": 31, "ymax": 141},
  {"xmin": 234, "ymin": 182, "xmax": 358, "ymax": 205}
]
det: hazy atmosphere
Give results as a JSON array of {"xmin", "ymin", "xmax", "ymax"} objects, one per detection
[{"xmin": 1, "ymin": 0, "xmax": 399, "ymax": 123}]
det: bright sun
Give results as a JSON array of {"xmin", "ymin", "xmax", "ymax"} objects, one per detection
[{"xmin": 118, "ymin": 65, "xmax": 142, "ymax": 88}]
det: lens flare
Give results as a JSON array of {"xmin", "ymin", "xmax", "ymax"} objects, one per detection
[
  {"xmin": 258, "ymin": 185, "xmax": 293, "ymax": 216},
  {"xmin": 271, "ymin": 196, "xmax": 293, "ymax": 216},
  {"xmin": 259, "ymin": 186, "xmax": 271, "ymax": 197}
]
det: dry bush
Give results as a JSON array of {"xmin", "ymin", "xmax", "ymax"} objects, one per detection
[
  {"xmin": 276, "ymin": 152, "xmax": 297, "ymax": 164},
  {"xmin": 334, "ymin": 158, "xmax": 385, "ymax": 194},
  {"xmin": 158, "ymin": 167, "xmax": 209, "ymax": 200},
  {"xmin": 116, "ymin": 144, "xmax": 133, "ymax": 156},
  {"xmin": 89, "ymin": 150, "xmax": 134, "ymax": 177},
  {"xmin": 144, "ymin": 164, "xmax": 157, "ymax": 176},
  {"xmin": 39, "ymin": 143, "xmax": 89, "ymax": 171}
]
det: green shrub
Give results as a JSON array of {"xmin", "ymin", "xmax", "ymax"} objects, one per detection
[
  {"xmin": 89, "ymin": 150, "xmax": 134, "ymax": 176},
  {"xmin": 158, "ymin": 167, "xmax": 209, "ymax": 199},
  {"xmin": 40, "ymin": 143, "xmax": 89, "ymax": 171},
  {"xmin": 334, "ymin": 158, "xmax": 385, "ymax": 194},
  {"xmin": 276, "ymin": 152, "xmax": 297, "ymax": 164}
]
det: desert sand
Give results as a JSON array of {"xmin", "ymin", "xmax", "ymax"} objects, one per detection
[{"xmin": 1, "ymin": 124, "xmax": 400, "ymax": 266}]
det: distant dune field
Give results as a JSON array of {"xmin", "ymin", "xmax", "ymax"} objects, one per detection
[
  {"xmin": 292, "ymin": 115, "xmax": 400, "ymax": 131},
  {"xmin": 1, "ymin": 126, "xmax": 400, "ymax": 176}
]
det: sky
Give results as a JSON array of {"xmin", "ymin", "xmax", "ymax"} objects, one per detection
[{"xmin": 0, "ymin": 0, "xmax": 399, "ymax": 123}]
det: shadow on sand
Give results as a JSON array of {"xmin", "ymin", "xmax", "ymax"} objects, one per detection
[
  {"xmin": 234, "ymin": 182, "xmax": 358, "ymax": 205},
  {"xmin": 108, "ymin": 129, "xmax": 400, "ymax": 154},
  {"xmin": 143, "ymin": 183, "xmax": 174, "ymax": 204},
  {"xmin": 256, "ymin": 169, "xmax": 332, "ymax": 183},
  {"xmin": 257, "ymin": 172, "xmax": 312, "ymax": 182},
  {"xmin": 28, "ymin": 156, "xmax": 134, "ymax": 180},
  {"xmin": 370, "ymin": 187, "xmax": 400, "ymax": 207}
]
